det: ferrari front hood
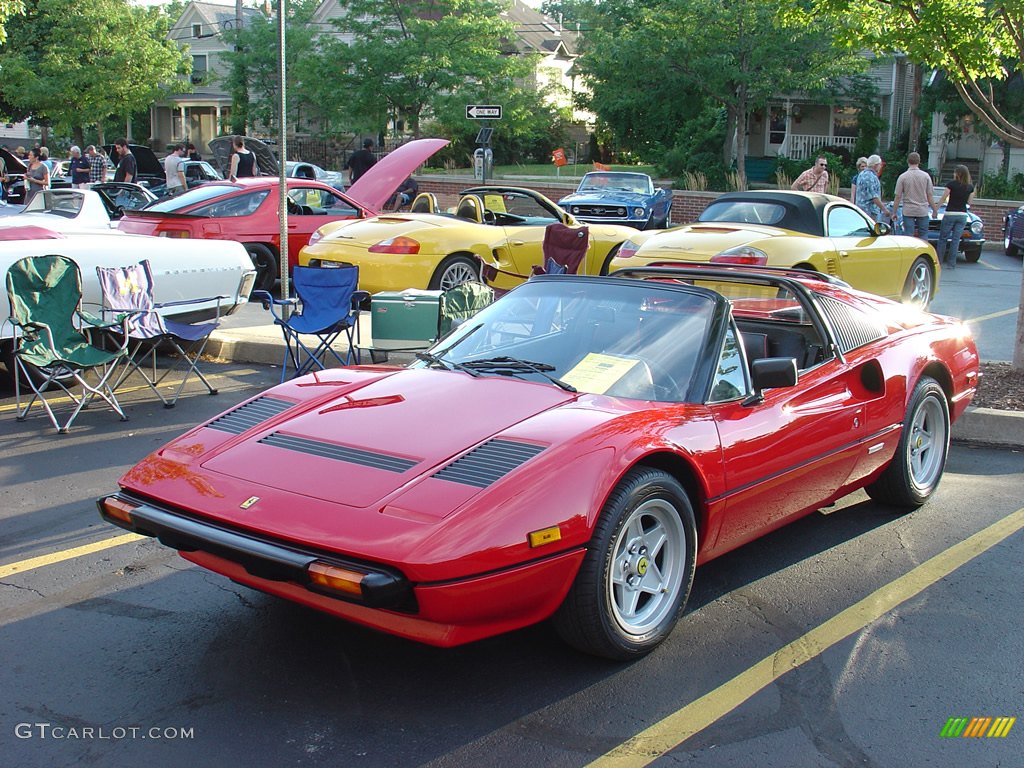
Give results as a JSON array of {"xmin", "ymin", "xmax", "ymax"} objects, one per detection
[
  {"xmin": 638, "ymin": 223, "xmax": 787, "ymax": 257},
  {"xmin": 200, "ymin": 369, "xmax": 575, "ymax": 509}
]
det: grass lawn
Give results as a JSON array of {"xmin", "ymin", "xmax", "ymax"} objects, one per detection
[{"xmin": 423, "ymin": 163, "xmax": 661, "ymax": 180}]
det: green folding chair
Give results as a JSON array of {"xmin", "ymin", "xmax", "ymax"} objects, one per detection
[
  {"xmin": 5, "ymin": 254, "xmax": 133, "ymax": 433},
  {"xmin": 438, "ymin": 281, "xmax": 494, "ymax": 337}
]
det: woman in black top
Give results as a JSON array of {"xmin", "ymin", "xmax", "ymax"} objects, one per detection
[
  {"xmin": 229, "ymin": 136, "xmax": 257, "ymax": 181},
  {"xmin": 935, "ymin": 165, "xmax": 974, "ymax": 269}
]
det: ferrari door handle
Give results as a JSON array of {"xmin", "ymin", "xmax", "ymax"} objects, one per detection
[
  {"xmin": 839, "ymin": 250, "xmax": 849, "ymax": 257},
  {"xmin": 510, "ymin": 240, "xmax": 525, "ymax": 246}
]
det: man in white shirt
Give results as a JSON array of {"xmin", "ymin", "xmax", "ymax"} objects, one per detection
[{"xmin": 164, "ymin": 144, "xmax": 187, "ymax": 196}]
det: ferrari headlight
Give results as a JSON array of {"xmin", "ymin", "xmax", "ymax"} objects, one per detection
[
  {"xmin": 710, "ymin": 245, "xmax": 769, "ymax": 266},
  {"xmin": 970, "ymin": 220, "xmax": 984, "ymax": 235}
]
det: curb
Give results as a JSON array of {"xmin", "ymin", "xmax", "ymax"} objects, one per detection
[{"xmin": 951, "ymin": 406, "xmax": 1024, "ymax": 450}]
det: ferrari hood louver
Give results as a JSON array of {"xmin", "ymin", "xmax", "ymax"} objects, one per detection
[
  {"xmin": 431, "ymin": 439, "xmax": 546, "ymax": 488},
  {"xmin": 206, "ymin": 396, "xmax": 294, "ymax": 435},
  {"xmin": 258, "ymin": 432, "xmax": 419, "ymax": 473}
]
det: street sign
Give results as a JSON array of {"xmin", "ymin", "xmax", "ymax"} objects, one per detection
[{"xmin": 466, "ymin": 104, "xmax": 502, "ymax": 120}]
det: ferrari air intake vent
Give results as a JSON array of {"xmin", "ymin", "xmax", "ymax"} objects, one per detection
[
  {"xmin": 207, "ymin": 396, "xmax": 293, "ymax": 435},
  {"xmin": 258, "ymin": 433, "xmax": 419, "ymax": 473},
  {"xmin": 432, "ymin": 439, "xmax": 546, "ymax": 488},
  {"xmin": 815, "ymin": 294, "xmax": 886, "ymax": 353}
]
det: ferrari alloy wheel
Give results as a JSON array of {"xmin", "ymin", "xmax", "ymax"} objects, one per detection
[
  {"xmin": 430, "ymin": 256, "xmax": 480, "ymax": 291},
  {"xmin": 901, "ymin": 257, "xmax": 933, "ymax": 309},
  {"xmin": 246, "ymin": 243, "xmax": 278, "ymax": 293},
  {"xmin": 866, "ymin": 377, "xmax": 949, "ymax": 508},
  {"xmin": 554, "ymin": 467, "xmax": 696, "ymax": 660}
]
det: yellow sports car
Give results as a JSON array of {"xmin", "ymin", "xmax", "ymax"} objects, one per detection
[
  {"xmin": 299, "ymin": 186, "xmax": 639, "ymax": 294},
  {"xmin": 610, "ymin": 190, "xmax": 940, "ymax": 307}
]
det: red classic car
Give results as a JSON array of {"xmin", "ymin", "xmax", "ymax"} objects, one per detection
[
  {"xmin": 99, "ymin": 265, "xmax": 978, "ymax": 659},
  {"xmin": 116, "ymin": 139, "xmax": 447, "ymax": 291}
]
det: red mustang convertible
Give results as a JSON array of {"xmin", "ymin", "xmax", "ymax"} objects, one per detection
[{"xmin": 99, "ymin": 265, "xmax": 979, "ymax": 659}]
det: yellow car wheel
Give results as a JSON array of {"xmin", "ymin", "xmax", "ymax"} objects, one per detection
[{"xmin": 430, "ymin": 255, "xmax": 480, "ymax": 291}]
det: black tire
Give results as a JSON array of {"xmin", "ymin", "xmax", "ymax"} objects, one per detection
[
  {"xmin": 963, "ymin": 245, "xmax": 982, "ymax": 263},
  {"xmin": 553, "ymin": 467, "xmax": 696, "ymax": 660},
  {"xmin": 901, "ymin": 256, "xmax": 933, "ymax": 309},
  {"xmin": 866, "ymin": 377, "xmax": 949, "ymax": 508},
  {"xmin": 245, "ymin": 243, "xmax": 278, "ymax": 293},
  {"xmin": 428, "ymin": 255, "xmax": 479, "ymax": 291}
]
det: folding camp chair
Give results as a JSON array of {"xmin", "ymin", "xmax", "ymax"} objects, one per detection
[
  {"xmin": 5, "ymin": 254, "xmax": 132, "ymax": 432},
  {"xmin": 532, "ymin": 223, "xmax": 589, "ymax": 276},
  {"xmin": 437, "ymin": 281, "xmax": 494, "ymax": 338},
  {"xmin": 254, "ymin": 264, "xmax": 368, "ymax": 382},
  {"xmin": 95, "ymin": 260, "xmax": 224, "ymax": 408}
]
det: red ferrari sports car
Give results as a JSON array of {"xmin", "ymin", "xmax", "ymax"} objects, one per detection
[
  {"xmin": 117, "ymin": 139, "xmax": 447, "ymax": 292},
  {"xmin": 99, "ymin": 265, "xmax": 978, "ymax": 659}
]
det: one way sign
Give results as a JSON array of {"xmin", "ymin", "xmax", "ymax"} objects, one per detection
[{"xmin": 466, "ymin": 104, "xmax": 502, "ymax": 120}]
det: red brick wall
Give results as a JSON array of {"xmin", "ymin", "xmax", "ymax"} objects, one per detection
[{"xmin": 416, "ymin": 176, "xmax": 1021, "ymax": 241}]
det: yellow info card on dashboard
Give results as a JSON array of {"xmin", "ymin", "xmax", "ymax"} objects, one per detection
[{"xmin": 561, "ymin": 353, "xmax": 641, "ymax": 394}]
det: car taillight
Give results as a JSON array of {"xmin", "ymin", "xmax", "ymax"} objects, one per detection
[
  {"xmin": 617, "ymin": 239, "xmax": 641, "ymax": 260},
  {"xmin": 158, "ymin": 230, "xmax": 191, "ymax": 238},
  {"xmin": 711, "ymin": 246, "xmax": 768, "ymax": 266},
  {"xmin": 368, "ymin": 236, "xmax": 420, "ymax": 254}
]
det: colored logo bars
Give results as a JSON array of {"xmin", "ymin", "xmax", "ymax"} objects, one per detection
[{"xmin": 940, "ymin": 716, "xmax": 1016, "ymax": 738}]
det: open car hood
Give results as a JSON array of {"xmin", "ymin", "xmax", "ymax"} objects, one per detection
[
  {"xmin": 0, "ymin": 147, "xmax": 27, "ymax": 175},
  {"xmin": 102, "ymin": 144, "xmax": 164, "ymax": 177},
  {"xmin": 199, "ymin": 368, "xmax": 573, "ymax": 511},
  {"xmin": 207, "ymin": 137, "xmax": 448, "ymax": 212}
]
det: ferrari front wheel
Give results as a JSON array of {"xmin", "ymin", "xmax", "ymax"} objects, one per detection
[
  {"xmin": 866, "ymin": 376, "xmax": 949, "ymax": 508},
  {"xmin": 554, "ymin": 467, "xmax": 696, "ymax": 660}
]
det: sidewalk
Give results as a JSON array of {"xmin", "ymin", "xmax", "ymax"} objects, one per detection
[{"xmin": 207, "ymin": 302, "xmax": 1024, "ymax": 450}]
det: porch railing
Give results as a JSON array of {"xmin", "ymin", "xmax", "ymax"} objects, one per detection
[{"xmin": 786, "ymin": 135, "xmax": 857, "ymax": 159}]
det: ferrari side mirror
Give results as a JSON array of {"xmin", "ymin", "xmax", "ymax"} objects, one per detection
[{"xmin": 744, "ymin": 357, "xmax": 798, "ymax": 406}]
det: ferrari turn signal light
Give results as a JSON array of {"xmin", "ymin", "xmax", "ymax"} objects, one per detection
[
  {"xmin": 369, "ymin": 236, "xmax": 420, "ymax": 254},
  {"xmin": 528, "ymin": 526, "xmax": 562, "ymax": 548},
  {"xmin": 99, "ymin": 496, "xmax": 139, "ymax": 525},
  {"xmin": 307, "ymin": 561, "xmax": 366, "ymax": 596}
]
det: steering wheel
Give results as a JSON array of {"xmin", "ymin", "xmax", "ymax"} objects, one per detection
[
  {"xmin": 644, "ymin": 359, "xmax": 682, "ymax": 401},
  {"xmin": 483, "ymin": 209, "xmax": 497, "ymax": 225}
]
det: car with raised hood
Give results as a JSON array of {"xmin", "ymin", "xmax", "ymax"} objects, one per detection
[
  {"xmin": 557, "ymin": 171, "xmax": 673, "ymax": 229},
  {"xmin": 98, "ymin": 263, "xmax": 977, "ymax": 660},
  {"xmin": 116, "ymin": 139, "xmax": 448, "ymax": 292},
  {"xmin": 300, "ymin": 185, "xmax": 639, "ymax": 294},
  {"xmin": 611, "ymin": 190, "xmax": 942, "ymax": 308}
]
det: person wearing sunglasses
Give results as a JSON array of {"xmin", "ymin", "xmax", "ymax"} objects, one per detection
[{"xmin": 791, "ymin": 156, "xmax": 830, "ymax": 193}]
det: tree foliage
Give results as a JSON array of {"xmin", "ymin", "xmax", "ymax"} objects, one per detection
[
  {"xmin": 815, "ymin": 0, "xmax": 1024, "ymax": 147},
  {"xmin": 0, "ymin": 0, "xmax": 187, "ymax": 137},
  {"xmin": 319, "ymin": 0, "xmax": 534, "ymax": 137},
  {"xmin": 0, "ymin": 0, "xmax": 23, "ymax": 44},
  {"xmin": 576, "ymin": 0, "xmax": 863, "ymax": 184}
]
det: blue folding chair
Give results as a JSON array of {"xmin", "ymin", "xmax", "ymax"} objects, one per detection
[{"xmin": 254, "ymin": 265, "xmax": 368, "ymax": 382}]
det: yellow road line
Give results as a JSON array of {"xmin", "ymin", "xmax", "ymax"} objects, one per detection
[
  {"xmin": 0, "ymin": 532, "xmax": 144, "ymax": 579},
  {"xmin": 589, "ymin": 505, "xmax": 1024, "ymax": 768},
  {"xmin": 965, "ymin": 307, "xmax": 1019, "ymax": 323}
]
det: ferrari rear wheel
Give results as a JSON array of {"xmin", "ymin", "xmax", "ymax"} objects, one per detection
[
  {"xmin": 554, "ymin": 467, "xmax": 696, "ymax": 660},
  {"xmin": 866, "ymin": 377, "xmax": 949, "ymax": 508},
  {"xmin": 246, "ymin": 243, "xmax": 278, "ymax": 293},
  {"xmin": 429, "ymin": 255, "xmax": 479, "ymax": 291},
  {"xmin": 901, "ymin": 256, "xmax": 933, "ymax": 309}
]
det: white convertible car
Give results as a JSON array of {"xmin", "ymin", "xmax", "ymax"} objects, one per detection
[
  {"xmin": 1, "ymin": 227, "xmax": 257, "ymax": 378},
  {"xmin": 0, "ymin": 185, "xmax": 156, "ymax": 232}
]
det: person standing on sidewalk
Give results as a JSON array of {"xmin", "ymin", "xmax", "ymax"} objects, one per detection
[
  {"xmin": 68, "ymin": 146, "xmax": 91, "ymax": 189},
  {"xmin": 935, "ymin": 165, "xmax": 975, "ymax": 270},
  {"xmin": 791, "ymin": 156, "xmax": 830, "ymax": 193},
  {"xmin": 854, "ymin": 155, "xmax": 891, "ymax": 223},
  {"xmin": 890, "ymin": 152, "xmax": 937, "ymax": 238}
]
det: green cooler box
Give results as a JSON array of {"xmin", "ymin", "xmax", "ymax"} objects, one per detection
[{"xmin": 368, "ymin": 290, "xmax": 442, "ymax": 350}]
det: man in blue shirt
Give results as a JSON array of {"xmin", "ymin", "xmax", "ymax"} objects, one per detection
[{"xmin": 854, "ymin": 155, "xmax": 891, "ymax": 223}]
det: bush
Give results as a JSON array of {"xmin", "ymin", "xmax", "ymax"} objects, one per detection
[{"xmin": 977, "ymin": 172, "xmax": 1024, "ymax": 200}]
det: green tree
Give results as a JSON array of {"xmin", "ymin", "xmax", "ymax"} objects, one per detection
[
  {"xmin": 0, "ymin": 0, "xmax": 23, "ymax": 44},
  {"xmin": 319, "ymin": 0, "xmax": 533, "ymax": 138},
  {"xmin": 816, "ymin": 0, "xmax": 1024, "ymax": 148},
  {"xmin": 577, "ymin": 0, "xmax": 863, "ymax": 186},
  {"xmin": 0, "ymin": 0, "xmax": 188, "ymax": 143}
]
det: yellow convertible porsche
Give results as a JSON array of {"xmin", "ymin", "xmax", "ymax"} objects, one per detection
[
  {"xmin": 610, "ymin": 190, "xmax": 940, "ymax": 308},
  {"xmin": 299, "ymin": 186, "xmax": 639, "ymax": 294}
]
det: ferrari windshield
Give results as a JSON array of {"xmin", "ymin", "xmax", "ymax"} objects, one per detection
[{"xmin": 426, "ymin": 278, "xmax": 715, "ymax": 401}]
